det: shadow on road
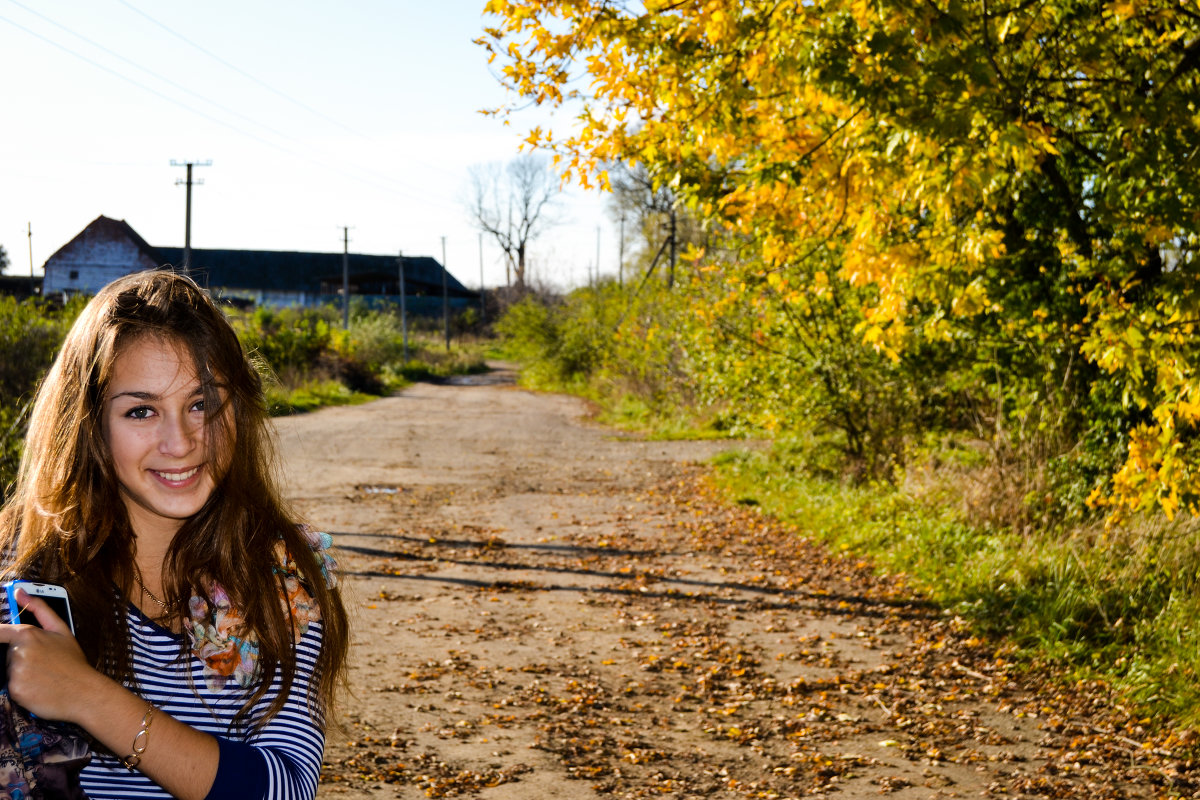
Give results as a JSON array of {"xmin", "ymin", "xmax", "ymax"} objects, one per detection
[{"xmin": 332, "ymin": 532, "xmax": 934, "ymax": 620}]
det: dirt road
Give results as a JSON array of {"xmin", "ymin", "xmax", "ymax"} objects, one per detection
[{"xmin": 274, "ymin": 365, "xmax": 1184, "ymax": 800}]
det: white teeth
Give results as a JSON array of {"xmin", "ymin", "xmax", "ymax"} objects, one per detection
[{"xmin": 155, "ymin": 467, "xmax": 198, "ymax": 482}]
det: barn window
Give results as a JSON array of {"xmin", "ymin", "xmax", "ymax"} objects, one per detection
[{"xmin": 69, "ymin": 270, "xmax": 79, "ymax": 280}]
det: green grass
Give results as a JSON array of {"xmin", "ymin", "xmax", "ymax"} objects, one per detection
[
  {"xmin": 264, "ymin": 336, "xmax": 491, "ymax": 416},
  {"xmin": 264, "ymin": 346, "xmax": 491, "ymax": 417},
  {"xmin": 385, "ymin": 345, "xmax": 490, "ymax": 385},
  {"xmin": 499, "ymin": 365, "xmax": 744, "ymax": 442},
  {"xmin": 265, "ymin": 379, "xmax": 378, "ymax": 416},
  {"xmin": 711, "ymin": 441, "xmax": 1200, "ymax": 729},
  {"xmin": 595, "ymin": 393, "xmax": 739, "ymax": 440}
]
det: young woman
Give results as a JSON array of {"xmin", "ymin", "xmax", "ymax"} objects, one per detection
[{"xmin": 0, "ymin": 270, "xmax": 350, "ymax": 799}]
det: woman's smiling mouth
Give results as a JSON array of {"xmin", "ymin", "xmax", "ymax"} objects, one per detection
[{"xmin": 153, "ymin": 466, "xmax": 201, "ymax": 483}]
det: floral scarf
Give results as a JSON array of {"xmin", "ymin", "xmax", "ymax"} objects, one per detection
[{"xmin": 184, "ymin": 527, "xmax": 336, "ymax": 691}]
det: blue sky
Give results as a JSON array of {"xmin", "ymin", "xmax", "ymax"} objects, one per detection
[{"xmin": 0, "ymin": 0, "xmax": 610, "ymax": 290}]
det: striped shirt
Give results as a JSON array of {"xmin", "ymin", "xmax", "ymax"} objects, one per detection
[{"xmin": 78, "ymin": 604, "xmax": 326, "ymax": 800}]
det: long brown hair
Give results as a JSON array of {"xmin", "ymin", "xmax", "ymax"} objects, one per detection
[{"xmin": 0, "ymin": 269, "xmax": 349, "ymax": 729}]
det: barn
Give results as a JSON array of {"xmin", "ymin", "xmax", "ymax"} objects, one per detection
[
  {"xmin": 41, "ymin": 216, "xmax": 161, "ymax": 296},
  {"xmin": 41, "ymin": 216, "xmax": 476, "ymax": 312}
]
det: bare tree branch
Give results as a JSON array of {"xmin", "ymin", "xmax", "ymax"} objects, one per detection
[{"xmin": 467, "ymin": 155, "xmax": 562, "ymax": 291}]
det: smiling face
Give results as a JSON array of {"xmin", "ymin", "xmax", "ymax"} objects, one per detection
[{"xmin": 103, "ymin": 336, "xmax": 228, "ymax": 542}]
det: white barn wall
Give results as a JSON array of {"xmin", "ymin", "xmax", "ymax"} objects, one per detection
[{"xmin": 43, "ymin": 220, "xmax": 159, "ymax": 295}]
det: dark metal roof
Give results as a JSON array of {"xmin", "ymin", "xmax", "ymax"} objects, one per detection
[{"xmin": 154, "ymin": 247, "xmax": 476, "ymax": 298}]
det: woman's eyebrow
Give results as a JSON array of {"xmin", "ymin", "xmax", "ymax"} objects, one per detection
[
  {"xmin": 110, "ymin": 390, "xmax": 157, "ymax": 401},
  {"xmin": 109, "ymin": 386, "xmax": 206, "ymax": 401}
]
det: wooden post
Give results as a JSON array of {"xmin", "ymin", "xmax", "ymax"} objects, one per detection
[
  {"xmin": 441, "ymin": 236, "xmax": 450, "ymax": 351},
  {"xmin": 398, "ymin": 252, "xmax": 409, "ymax": 362}
]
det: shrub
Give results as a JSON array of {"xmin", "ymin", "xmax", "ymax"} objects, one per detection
[
  {"xmin": 496, "ymin": 282, "xmax": 707, "ymax": 431},
  {"xmin": 0, "ymin": 296, "xmax": 85, "ymax": 497},
  {"xmin": 232, "ymin": 306, "xmax": 335, "ymax": 379}
]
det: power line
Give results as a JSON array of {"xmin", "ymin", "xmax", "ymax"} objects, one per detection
[
  {"xmin": 0, "ymin": 11, "xmax": 287, "ymax": 152},
  {"xmin": 109, "ymin": 7, "xmax": 535, "ymax": 197},
  {"xmin": 116, "ymin": 0, "xmax": 371, "ymax": 142},
  {"xmin": 7, "ymin": 0, "xmax": 308, "ymax": 149},
  {"xmin": 115, "ymin": 0, "xmax": 467, "ymax": 186},
  {"xmin": 0, "ymin": 8, "xmax": 454, "ymax": 208}
]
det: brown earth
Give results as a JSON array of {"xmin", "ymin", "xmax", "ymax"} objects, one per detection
[{"xmin": 273, "ymin": 364, "xmax": 1196, "ymax": 800}]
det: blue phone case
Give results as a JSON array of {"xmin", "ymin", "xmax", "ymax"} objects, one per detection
[{"xmin": 5, "ymin": 581, "xmax": 27, "ymax": 624}]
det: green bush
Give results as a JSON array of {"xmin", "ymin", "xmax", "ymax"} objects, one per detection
[
  {"xmin": 496, "ymin": 282, "xmax": 716, "ymax": 434},
  {"xmin": 336, "ymin": 312, "xmax": 408, "ymax": 373},
  {"xmin": 0, "ymin": 296, "xmax": 85, "ymax": 497},
  {"xmin": 495, "ymin": 295, "xmax": 597, "ymax": 387},
  {"xmin": 232, "ymin": 305, "xmax": 487, "ymax": 398},
  {"xmin": 232, "ymin": 306, "xmax": 335, "ymax": 378}
]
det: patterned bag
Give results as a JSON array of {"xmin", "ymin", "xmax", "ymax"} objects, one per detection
[{"xmin": 0, "ymin": 692, "xmax": 90, "ymax": 800}]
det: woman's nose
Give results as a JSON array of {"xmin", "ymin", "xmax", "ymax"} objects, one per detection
[{"xmin": 158, "ymin": 414, "xmax": 199, "ymax": 457}]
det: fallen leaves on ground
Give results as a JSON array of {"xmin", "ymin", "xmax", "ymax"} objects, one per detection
[{"xmin": 322, "ymin": 469, "xmax": 1200, "ymax": 799}]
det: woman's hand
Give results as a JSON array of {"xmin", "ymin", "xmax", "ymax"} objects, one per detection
[
  {"xmin": 0, "ymin": 588, "xmax": 219, "ymax": 798},
  {"xmin": 0, "ymin": 588, "xmax": 105, "ymax": 722}
]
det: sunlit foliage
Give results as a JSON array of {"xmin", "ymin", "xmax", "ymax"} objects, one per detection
[{"xmin": 480, "ymin": 0, "xmax": 1200, "ymax": 519}]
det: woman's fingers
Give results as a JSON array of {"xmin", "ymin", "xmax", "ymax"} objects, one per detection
[
  {"xmin": 9, "ymin": 589, "xmax": 71, "ymax": 635},
  {"xmin": 0, "ymin": 591, "xmax": 91, "ymax": 719}
]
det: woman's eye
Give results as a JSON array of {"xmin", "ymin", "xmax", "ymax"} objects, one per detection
[
  {"xmin": 125, "ymin": 406, "xmax": 153, "ymax": 420},
  {"xmin": 191, "ymin": 399, "xmax": 206, "ymax": 413}
]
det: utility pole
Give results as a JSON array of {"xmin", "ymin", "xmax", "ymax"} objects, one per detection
[
  {"xmin": 478, "ymin": 232, "xmax": 486, "ymax": 323},
  {"xmin": 27, "ymin": 222, "xmax": 34, "ymax": 295},
  {"xmin": 595, "ymin": 225, "xmax": 601, "ymax": 288},
  {"xmin": 170, "ymin": 160, "xmax": 211, "ymax": 275},
  {"xmin": 668, "ymin": 206, "xmax": 677, "ymax": 289},
  {"xmin": 341, "ymin": 227, "xmax": 350, "ymax": 329},
  {"xmin": 441, "ymin": 236, "xmax": 450, "ymax": 351},
  {"xmin": 618, "ymin": 214, "xmax": 625, "ymax": 289},
  {"xmin": 397, "ymin": 251, "xmax": 409, "ymax": 362}
]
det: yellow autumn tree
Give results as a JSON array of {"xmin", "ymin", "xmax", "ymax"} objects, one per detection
[{"xmin": 480, "ymin": 0, "xmax": 1200, "ymax": 519}]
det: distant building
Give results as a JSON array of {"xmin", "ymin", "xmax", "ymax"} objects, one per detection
[
  {"xmin": 42, "ymin": 216, "xmax": 161, "ymax": 296},
  {"xmin": 156, "ymin": 247, "xmax": 471, "ymax": 312},
  {"xmin": 41, "ymin": 215, "xmax": 475, "ymax": 311}
]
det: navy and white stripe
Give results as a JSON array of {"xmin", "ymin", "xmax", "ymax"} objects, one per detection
[{"xmin": 78, "ymin": 605, "xmax": 326, "ymax": 800}]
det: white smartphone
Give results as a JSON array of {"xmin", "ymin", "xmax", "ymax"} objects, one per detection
[{"xmin": 4, "ymin": 580, "xmax": 75, "ymax": 635}]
